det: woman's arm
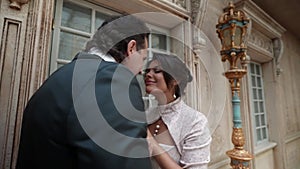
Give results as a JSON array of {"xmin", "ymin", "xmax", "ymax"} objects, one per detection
[{"xmin": 179, "ymin": 116, "xmax": 211, "ymax": 169}]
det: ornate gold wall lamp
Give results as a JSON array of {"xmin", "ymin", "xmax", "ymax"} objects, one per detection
[{"xmin": 216, "ymin": 2, "xmax": 253, "ymax": 169}]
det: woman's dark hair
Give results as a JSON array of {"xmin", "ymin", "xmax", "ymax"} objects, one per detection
[
  {"xmin": 84, "ymin": 15, "xmax": 150, "ymax": 63},
  {"xmin": 147, "ymin": 53, "xmax": 193, "ymax": 98}
]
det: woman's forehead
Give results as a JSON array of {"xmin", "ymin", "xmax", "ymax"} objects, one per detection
[{"xmin": 149, "ymin": 60, "xmax": 161, "ymax": 67}]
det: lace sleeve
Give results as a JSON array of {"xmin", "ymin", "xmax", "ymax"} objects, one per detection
[{"xmin": 179, "ymin": 115, "xmax": 211, "ymax": 169}]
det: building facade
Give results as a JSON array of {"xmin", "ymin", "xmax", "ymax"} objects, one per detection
[{"xmin": 0, "ymin": 0, "xmax": 299, "ymax": 168}]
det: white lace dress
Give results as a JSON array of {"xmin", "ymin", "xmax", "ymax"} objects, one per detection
[
  {"xmin": 150, "ymin": 144, "xmax": 181, "ymax": 169},
  {"xmin": 146, "ymin": 98, "xmax": 211, "ymax": 169}
]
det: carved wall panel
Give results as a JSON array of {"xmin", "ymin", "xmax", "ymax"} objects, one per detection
[
  {"xmin": 0, "ymin": 0, "xmax": 54, "ymax": 168},
  {"xmin": 0, "ymin": 18, "xmax": 23, "ymax": 169},
  {"xmin": 191, "ymin": 0, "xmax": 208, "ymax": 28},
  {"xmin": 286, "ymin": 138, "xmax": 300, "ymax": 169}
]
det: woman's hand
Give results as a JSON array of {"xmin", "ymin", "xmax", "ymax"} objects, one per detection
[
  {"xmin": 146, "ymin": 129, "xmax": 154, "ymax": 156},
  {"xmin": 147, "ymin": 129, "xmax": 165, "ymax": 156}
]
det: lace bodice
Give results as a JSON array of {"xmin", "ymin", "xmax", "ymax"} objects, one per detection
[{"xmin": 146, "ymin": 98, "xmax": 211, "ymax": 169}]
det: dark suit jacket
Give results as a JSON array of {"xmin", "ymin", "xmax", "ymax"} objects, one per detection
[{"xmin": 16, "ymin": 52, "xmax": 152, "ymax": 169}]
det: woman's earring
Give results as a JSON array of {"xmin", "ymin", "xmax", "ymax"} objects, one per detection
[{"xmin": 173, "ymin": 94, "xmax": 176, "ymax": 98}]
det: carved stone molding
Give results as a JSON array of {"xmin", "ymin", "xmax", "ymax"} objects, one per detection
[
  {"xmin": 9, "ymin": 0, "xmax": 30, "ymax": 10},
  {"xmin": 192, "ymin": 28, "xmax": 206, "ymax": 57},
  {"xmin": 248, "ymin": 29, "xmax": 273, "ymax": 54},
  {"xmin": 174, "ymin": 0, "xmax": 186, "ymax": 9},
  {"xmin": 22, "ymin": 0, "xmax": 54, "ymax": 96},
  {"xmin": 191, "ymin": 0, "xmax": 208, "ymax": 28},
  {"xmin": 272, "ymin": 38, "xmax": 284, "ymax": 76},
  {"xmin": 191, "ymin": 0, "xmax": 208, "ymax": 55},
  {"xmin": 157, "ymin": 0, "xmax": 188, "ymax": 10}
]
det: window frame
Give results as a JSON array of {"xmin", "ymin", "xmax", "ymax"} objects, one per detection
[
  {"xmin": 51, "ymin": 0, "xmax": 174, "ymax": 74},
  {"xmin": 147, "ymin": 24, "xmax": 171, "ymax": 59},
  {"xmin": 247, "ymin": 61, "xmax": 269, "ymax": 146},
  {"xmin": 50, "ymin": 0, "xmax": 120, "ymax": 73}
]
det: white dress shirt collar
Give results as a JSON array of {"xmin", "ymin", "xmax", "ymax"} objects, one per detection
[{"xmin": 88, "ymin": 47, "xmax": 116, "ymax": 63}]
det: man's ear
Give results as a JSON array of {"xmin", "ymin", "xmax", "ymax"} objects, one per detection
[{"xmin": 127, "ymin": 40, "xmax": 137, "ymax": 56}]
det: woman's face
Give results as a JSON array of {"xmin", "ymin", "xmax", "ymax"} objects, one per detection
[{"xmin": 144, "ymin": 60, "xmax": 174, "ymax": 100}]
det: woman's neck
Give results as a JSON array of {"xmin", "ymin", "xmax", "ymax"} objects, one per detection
[{"xmin": 157, "ymin": 93, "xmax": 176, "ymax": 105}]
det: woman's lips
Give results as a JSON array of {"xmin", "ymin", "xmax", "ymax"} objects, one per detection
[{"xmin": 145, "ymin": 80, "xmax": 156, "ymax": 85}]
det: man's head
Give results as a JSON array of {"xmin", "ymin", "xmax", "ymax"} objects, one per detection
[{"xmin": 85, "ymin": 15, "xmax": 150, "ymax": 74}]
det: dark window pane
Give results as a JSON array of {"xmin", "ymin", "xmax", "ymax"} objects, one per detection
[
  {"xmin": 258, "ymin": 89, "xmax": 263, "ymax": 100},
  {"xmin": 256, "ymin": 64, "xmax": 260, "ymax": 75},
  {"xmin": 260, "ymin": 101, "xmax": 264, "ymax": 112},
  {"xmin": 250, "ymin": 63, "xmax": 255, "ymax": 74},
  {"xmin": 253, "ymin": 89, "xmax": 257, "ymax": 99},
  {"xmin": 62, "ymin": 1, "xmax": 91, "ymax": 32},
  {"xmin": 261, "ymin": 114, "xmax": 266, "ymax": 125},
  {"xmin": 255, "ymin": 115, "xmax": 260, "ymax": 126},
  {"xmin": 257, "ymin": 77, "xmax": 262, "ymax": 87},
  {"xmin": 262, "ymin": 128, "xmax": 267, "ymax": 139},
  {"xmin": 252, "ymin": 75, "xmax": 256, "ymax": 87},
  {"xmin": 95, "ymin": 12, "xmax": 111, "ymax": 31},
  {"xmin": 152, "ymin": 33, "xmax": 167, "ymax": 50},
  {"xmin": 254, "ymin": 101, "xmax": 259, "ymax": 113},
  {"xmin": 59, "ymin": 31, "xmax": 89, "ymax": 60},
  {"xmin": 256, "ymin": 129, "xmax": 262, "ymax": 141}
]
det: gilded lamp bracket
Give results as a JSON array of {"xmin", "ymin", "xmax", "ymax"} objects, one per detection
[
  {"xmin": 216, "ymin": 1, "xmax": 250, "ymax": 96},
  {"xmin": 216, "ymin": 2, "xmax": 253, "ymax": 169}
]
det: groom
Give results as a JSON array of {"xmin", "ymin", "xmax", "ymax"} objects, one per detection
[{"xmin": 17, "ymin": 15, "xmax": 152, "ymax": 169}]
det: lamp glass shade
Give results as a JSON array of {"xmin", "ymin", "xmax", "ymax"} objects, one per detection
[
  {"xmin": 234, "ymin": 27, "xmax": 242, "ymax": 46},
  {"xmin": 224, "ymin": 29, "xmax": 231, "ymax": 48}
]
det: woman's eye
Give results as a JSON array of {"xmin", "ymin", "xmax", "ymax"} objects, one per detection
[
  {"xmin": 144, "ymin": 68, "xmax": 163, "ymax": 74},
  {"xmin": 154, "ymin": 69, "xmax": 163, "ymax": 73}
]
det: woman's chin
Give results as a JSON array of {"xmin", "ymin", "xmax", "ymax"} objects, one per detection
[
  {"xmin": 145, "ymin": 88, "xmax": 152, "ymax": 94},
  {"xmin": 147, "ymin": 88, "xmax": 164, "ymax": 96},
  {"xmin": 145, "ymin": 86, "xmax": 155, "ymax": 94}
]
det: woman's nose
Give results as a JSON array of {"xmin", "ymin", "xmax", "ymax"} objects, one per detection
[
  {"xmin": 144, "ymin": 72, "xmax": 152, "ymax": 78},
  {"xmin": 144, "ymin": 70, "xmax": 153, "ymax": 79}
]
